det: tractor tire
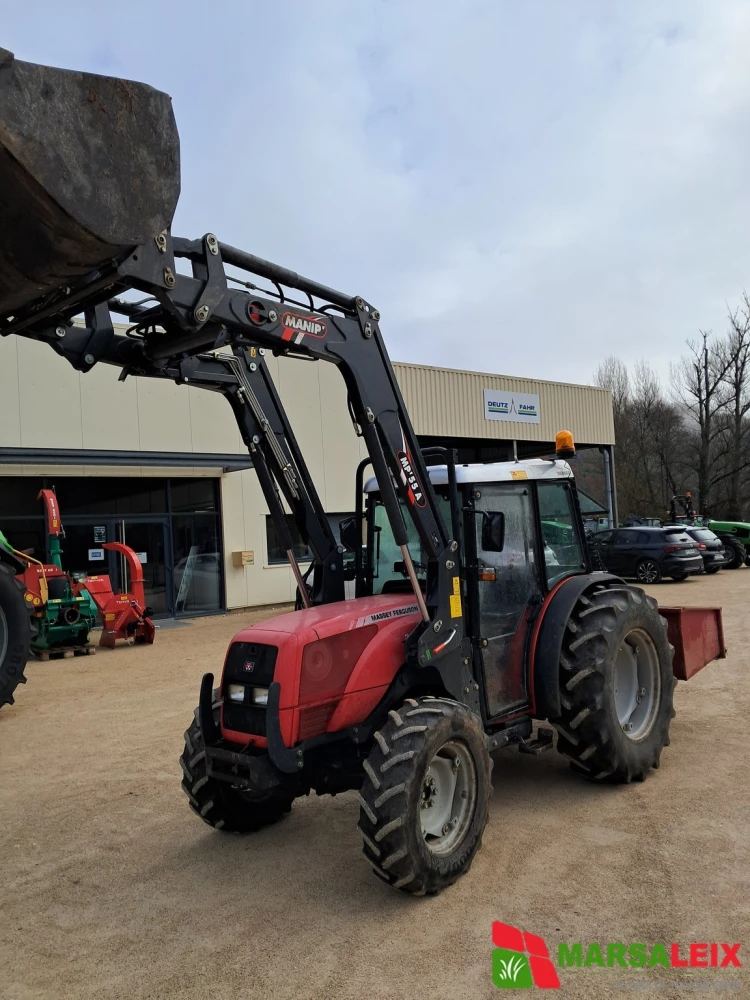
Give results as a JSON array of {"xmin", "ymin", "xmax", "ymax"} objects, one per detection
[
  {"xmin": 0, "ymin": 561, "xmax": 31, "ymax": 708},
  {"xmin": 636, "ymin": 559, "xmax": 662, "ymax": 584},
  {"xmin": 180, "ymin": 699, "xmax": 294, "ymax": 833},
  {"xmin": 721, "ymin": 538, "xmax": 746, "ymax": 570},
  {"xmin": 553, "ymin": 581, "xmax": 675, "ymax": 783},
  {"xmin": 358, "ymin": 696, "xmax": 492, "ymax": 895}
]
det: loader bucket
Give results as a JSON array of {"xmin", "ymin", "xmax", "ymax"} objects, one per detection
[{"xmin": 0, "ymin": 48, "xmax": 179, "ymax": 317}]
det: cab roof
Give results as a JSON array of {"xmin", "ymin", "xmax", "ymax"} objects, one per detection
[{"xmin": 363, "ymin": 458, "xmax": 574, "ymax": 492}]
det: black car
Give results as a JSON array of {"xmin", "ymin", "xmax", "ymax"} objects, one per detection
[
  {"xmin": 589, "ymin": 527, "xmax": 704, "ymax": 583},
  {"xmin": 682, "ymin": 526, "xmax": 725, "ymax": 574}
]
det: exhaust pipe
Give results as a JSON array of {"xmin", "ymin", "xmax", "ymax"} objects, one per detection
[{"xmin": 61, "ymin": 606, "xmax": 81, "ymax": 626}]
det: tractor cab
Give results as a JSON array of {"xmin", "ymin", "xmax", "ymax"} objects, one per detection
[{"xmin": 360, "ymin": 457, "xmax": 589, "ymax": 720}]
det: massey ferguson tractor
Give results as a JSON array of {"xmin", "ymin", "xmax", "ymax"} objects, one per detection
[{"xmin": 0, "ymin": 51, "xmax": 725, "ymax": 892}]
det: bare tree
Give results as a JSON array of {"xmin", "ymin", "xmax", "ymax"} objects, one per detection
[
  {"xmin": 671, "ymin": 332, "xmax": 733, "ymax": 513},
  {"xmin": 594, "ymin": 356, "xmax": 629, "ymax": 421},
  {"xmin": 719, "ymin": 294, "xmax": 750, "ymax": 518}
]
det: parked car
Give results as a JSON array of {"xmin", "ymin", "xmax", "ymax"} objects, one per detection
[
  {"xmin": 588, "ymin": 526, "xmax": 704, "ymax": 583},
  {"xmin": 681, "ymin": 526, "xmax": 725, "ymax": 574}
]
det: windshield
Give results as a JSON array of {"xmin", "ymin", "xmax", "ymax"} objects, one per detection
[
  {"xmin": 370, "ymin": 494, "xmax": 451, "ymax": 595},
  {"xmin": 690, "ymin": 529, "xmax": 717, "ymax": 541}
]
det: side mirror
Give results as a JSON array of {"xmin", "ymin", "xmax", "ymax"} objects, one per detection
[
  {"xmin": 481, "ymin": 511, "xmax": 505, "ymax": 553},
  {"xmin": 338, "ymin": 516, "xmax": 361, "ymax": 552}
]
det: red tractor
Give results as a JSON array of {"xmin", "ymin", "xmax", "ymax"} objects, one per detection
[{"xmin": 0, "ymin": 51, "xmax": 725, "ymax": 893}]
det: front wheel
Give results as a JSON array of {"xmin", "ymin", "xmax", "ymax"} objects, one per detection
[
  {"xmin": 0, "ymin": 562, "xmax": 31, "ymax": 708},
  {"xmin": 636, "ymin": 559, "xmax": 662, "ymax": 584},
  {"xmin": 180, "ymin": 699, "xmax": 295, "ymax": 833},
  {"xmin": 554, "ymin": 581, "xmax": 675, "ymax": 783},
  {"xmin": 722, "ymin": 538, "xmax": 746, "ymax": 570},
  {"xmin": 705, "ymin": 566, "xmax": 721, "ymax": 575},
  {"xmin": 358, "ymin": 696, "xmax": 492, "ymax": 895}
]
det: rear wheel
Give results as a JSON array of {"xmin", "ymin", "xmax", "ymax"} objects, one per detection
[
  {"xmin": 721, "ymin": 538, "xmax": 746, "ymax": 570},
  {"xmin": 636, "ymin": 559, "xmax": 662, "ymax": 584},
  {"xmin": 180, "ymin": 699, "xmax": 294, "ymax": 833},
  {"xmin": 553, "ymin": 581, "xmax": 675, "ymax": 783},
  {"xmin": 358, "ymin": 696, "xmax": 492, "ymax": 895},
  {"xmin": 0, "ymin": 561, "xmax": 31, "ymax": 708}
]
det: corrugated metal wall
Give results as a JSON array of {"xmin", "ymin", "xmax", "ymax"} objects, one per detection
[{"xmin": 393, "ymin": 362, "xmax": 614, "ymax": 445}]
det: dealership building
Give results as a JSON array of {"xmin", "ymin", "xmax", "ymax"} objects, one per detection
[{"xmin": 0, "ymin": 331, "xmax": 615, "ymax": 617}]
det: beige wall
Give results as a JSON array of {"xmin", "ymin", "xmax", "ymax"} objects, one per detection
[
  {"xmin": 394, "ymin": 362, "xmax": 615, "ymax": 446},
  {"xmin": 0, "ymin": 335, "xmax": 612, "ymax": 609},
  {"xmin": 0, "ymin": 336, "xmax": 367, "ymax": 609}
]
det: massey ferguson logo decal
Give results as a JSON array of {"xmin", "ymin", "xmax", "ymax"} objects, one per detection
[
  {"xmin": 397, "ymin": 450, "xmax": 427, "ymax": 507},
  {"xmin": 280, "ymin": 311, "xmax": 327, "ymax": 343},
  {"xmin": 351, "ymin": 605, "xmax": 420, "ymax": 628}
]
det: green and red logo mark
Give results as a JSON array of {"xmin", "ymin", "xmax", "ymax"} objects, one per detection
[
  {"xmin": 492, "ymin": 922, "xmax": 560, "ymax": 989},
  {"xmin": 492, "ymin": 922, "xmax": 742, "ymax": 990}
]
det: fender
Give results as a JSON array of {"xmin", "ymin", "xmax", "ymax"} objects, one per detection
[{"xmin": 530, "ymin": 573, "xmax": 621, "ymax": 720}]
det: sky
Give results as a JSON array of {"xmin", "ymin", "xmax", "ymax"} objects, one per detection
[{"xmin": 5, "ymin": 0, "xmax": 750, "ymax": 386}]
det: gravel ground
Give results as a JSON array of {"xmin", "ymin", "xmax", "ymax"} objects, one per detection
[{"xmin": 1, "ymin": 576, "xmax": 749, "ymax": 1000}]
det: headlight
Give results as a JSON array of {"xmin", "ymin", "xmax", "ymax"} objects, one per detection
[
  {"xmin": 227, "ymin": 683, "xmax": 245, "ymax": 703},
  {"xmin": 251, "ymin": 687, "xmax": 269, "ymax": 706}
]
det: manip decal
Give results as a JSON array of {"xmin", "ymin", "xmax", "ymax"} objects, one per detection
[
  {"xmin": 397, "ymin": 448, "xmax": 427, "ymax": 508},
  {"xmin": 280, "ymin": 311, "xmax": 327, "ymax": 344}
]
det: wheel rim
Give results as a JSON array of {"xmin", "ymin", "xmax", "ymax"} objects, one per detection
[
  {"xmin": 0, "ymin": 603, "xmax": 7, "ymax": 667},
  {"xmin": 723, "ymin": 544, "xmax": 734, "ymax": 564},
  {"xmin": 637, "ymin": 561, "xmax": 659, "ymax": 584},
  {"xmin": 420, "ymin": 739, "xmax": 476, "ymax": 856},
  {"xmin": 613, "ymin": 628, "xmax": 661, "ymax": 741}
]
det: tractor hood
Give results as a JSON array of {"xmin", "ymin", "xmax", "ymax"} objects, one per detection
[{"xmin": 233, "ymin": 594, "xmax": 422, "ymax": 643}]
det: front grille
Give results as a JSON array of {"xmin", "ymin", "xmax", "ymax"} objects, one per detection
[
  {"xmin": 222, "ymin": 641, "xmax": 278, "ymax": 736},
  {"xmin": 224, "ymin": 641, "xmax": 278, "ymax": 686},
  {"xmin": 222, "ymin": 702, "xmax": 267, "ymax": 737}
]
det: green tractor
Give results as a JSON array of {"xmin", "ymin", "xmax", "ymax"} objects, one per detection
[
  {"xmin": 705, "ymin": 519, "xmax": 750, "ymax": 570},
  {"xmin": 668, "ymin": 495, "xmax": 749, "ymax": 570},
  {"xmin": 0, "ymin": 528, "xmax": 31, "ymax": 707}
]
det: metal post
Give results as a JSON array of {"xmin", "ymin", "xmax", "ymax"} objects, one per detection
[
  {"xmin": 287, "ymin": 549, "xmax": 311, "ymax": 608},
  {"xmin": 602, "ymin": 446, "xmax": 616, "ymax": 528},
  {"xmin": 512, "ymin": 440, "xmax": 518, "ymax": 462},
  {"xmin": 399, "ymin": 544, "xmax": 430, "ymax": 623}
]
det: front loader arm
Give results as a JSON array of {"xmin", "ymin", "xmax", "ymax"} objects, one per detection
[{"xmin": 3, "ymin": 231, "xmax": 470, "ymax": 686}]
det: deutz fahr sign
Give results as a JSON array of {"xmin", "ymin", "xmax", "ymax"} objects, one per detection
[{"xmin": 484, "ymin": 389, "xmax": 541, "ymax": 424}]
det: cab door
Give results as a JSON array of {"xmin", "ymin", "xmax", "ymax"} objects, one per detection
[{"xmin": 472, "ymin": 483, "xmax": 543, "ymax": 719}]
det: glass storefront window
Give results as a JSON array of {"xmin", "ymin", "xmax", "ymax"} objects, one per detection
[{"xmin": 172, "ymin": 513, "xmax": 222, "ymax": 613}]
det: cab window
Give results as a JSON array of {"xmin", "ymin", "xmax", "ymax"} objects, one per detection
[
  {"xmin": 370, "ymin": 494, "xmax": 451, "ymax": 595},
  {"xmin": 537, "ymin": 481, "xmax": 586, "ymax": 586}
]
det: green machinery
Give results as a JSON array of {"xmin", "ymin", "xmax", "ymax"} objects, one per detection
[{"xmin": 14, "ymin": 490, "xmax": 97, "ymax": 655}]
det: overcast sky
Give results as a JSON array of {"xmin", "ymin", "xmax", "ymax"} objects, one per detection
[{"xmin": 6, "ymin": 1, "xmax": 750, "ymax": 385}]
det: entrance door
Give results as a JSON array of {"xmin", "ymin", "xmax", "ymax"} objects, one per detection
[
  {"xmin": 474, "ymin": 484, "xmax": 543, "ymax": 719},
  {"xmin": 59, "ymin": 519, "xmax": 119, "ymax": 582},
  {"xmin": 116, "ymin": 519, "xmax": 172, "ymax": 617}
]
